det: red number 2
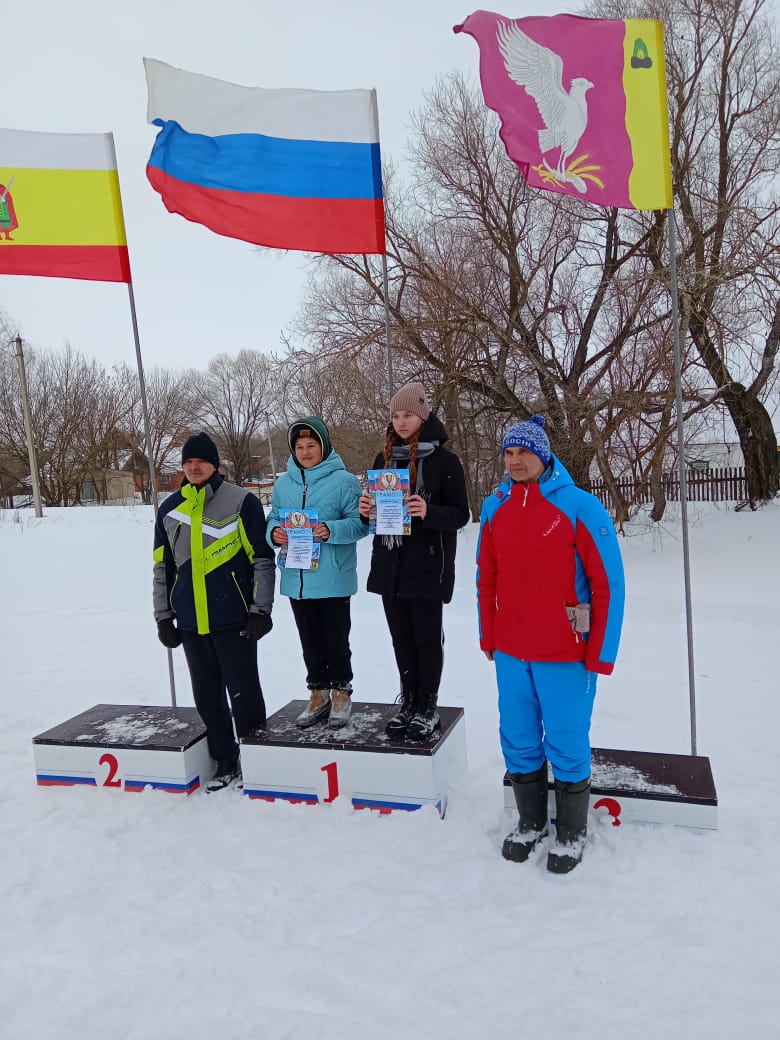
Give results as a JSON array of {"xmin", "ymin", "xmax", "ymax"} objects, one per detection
[
  {"xmin": 320, "ymin": 761, "xmax": 339, "ymax": 803},
  {"xmin": 99, "ymin": 753, "xmax": 122, "ymax": 788}
]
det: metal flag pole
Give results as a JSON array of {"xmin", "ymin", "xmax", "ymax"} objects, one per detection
[
  {"xmin": 382, "ymin": 253, "xmax": 394, "ymax": 395},
  {"xmin": 667, "ymin": 209, "xmax": 697, "ymax": 755},
  {"xmin": 370, "ymin": 88, "xmax": 394, "ymax": 395},
  {"xmin": 110, "ymin": 133, "xmax": 177, "ymax": 708},
  {"xmin": 13, "ymin": 336, "xmax": 43, "ymax": 518},
  {"xmin": 125, "ymin": 276, "xmax": 176, "ymax": 715}
]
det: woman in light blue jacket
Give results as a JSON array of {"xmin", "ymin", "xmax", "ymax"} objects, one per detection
[{"xmin": 266, "ymin": 416, "xmax": 367, "ymax": 728}]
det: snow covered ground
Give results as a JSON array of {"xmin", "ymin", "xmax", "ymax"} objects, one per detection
[{"xmin": 2, "ymin": 499, "xmax": 778, "ymax": 1039}]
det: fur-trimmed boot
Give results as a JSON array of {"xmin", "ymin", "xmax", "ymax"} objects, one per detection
[
  {"xmin": 547, "ymin": 777, "xmax": 591, "ymax": 874},
  {"xmin": 385, "ymin": 690, "xmax": 416, "ymax": 737},
  {"xmin": 502, "ymin": 762, "xmax": 549, "ymax": 862},
  {"xmin": 295, "ymin": 688, "xmax": 331, "ymax": 728},
  {"xmin": 405, "ymin": 691, "xmax": 441, "ymax": 742},
  {"xmin": 329, "ymin": 687, "xmax": 352, "ymax": 728}
]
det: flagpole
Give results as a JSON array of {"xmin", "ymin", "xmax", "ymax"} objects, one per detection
[
  {"xmin": 381, "ymin": 253, "xmax": 394, "ymax": 394},
  {"xmin": 125, "ymin": 279, "xmax": 177, "ymax": 709},
  {"xmin": 109, "ymin": 133, "xmax": 177, "ymax": 709},
  {"xmin": 13, "ymin": 336, "xmax": 44, "ymax": 518},
  {"xmin": 667, "ymin": 209, "xmax": 697, "ymax": 755},
  {"xmin": 369, "ymin": 88, "xmax": 394, "ymax": 395}
]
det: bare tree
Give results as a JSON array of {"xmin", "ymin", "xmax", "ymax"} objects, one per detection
[
  {"xmin": 199, "ymin": 350, "xmax": 278, "ymax": 485},
  {"xmin": 589, "ymin": 0, "xmax": 780, "ymax": 503}
]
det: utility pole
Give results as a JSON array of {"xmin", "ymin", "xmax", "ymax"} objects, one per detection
[
  {"xmin": 266, "ymin": 414, "xmax": 276, "ymax": 484},
  {"xmin": 14, "ymin": 336, "xmax": 43, "ymax": 518}
]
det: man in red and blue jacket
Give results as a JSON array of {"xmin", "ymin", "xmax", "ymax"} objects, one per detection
[{"xmin": 477, "ymin": 415, "xmax": 625, "ymax": 873}]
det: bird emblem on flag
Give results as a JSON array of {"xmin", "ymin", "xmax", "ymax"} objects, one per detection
[
  {"xmin": 454, "ymin": 11, "xmax": 673, "ymax": 211},
  {"xmin": 496, "ymin": 22, "xmax": 601, "ymax": 194}
]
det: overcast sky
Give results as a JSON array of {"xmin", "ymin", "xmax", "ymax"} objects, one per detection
[{"xmin": 1, "ymin": 0, "xmax": 548, "ymax": 373}]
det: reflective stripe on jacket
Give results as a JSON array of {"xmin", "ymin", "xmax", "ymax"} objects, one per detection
[{"xmin": 153, "ymin": 473, "xmax": 275, "ymax": 634}]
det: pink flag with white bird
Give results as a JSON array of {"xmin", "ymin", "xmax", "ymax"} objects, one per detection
[{"xmin": 454, "ymin": 11, "xmax": 672, "ymax": 211}]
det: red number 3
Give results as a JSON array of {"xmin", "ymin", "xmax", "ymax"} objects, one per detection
[
  {"xmin": 99, "ymin": 753, "xmax": 122, "ymax": 788},
  {"xmin": 593, "ymin": 796, "xmax": 622, "ymax": 826}
]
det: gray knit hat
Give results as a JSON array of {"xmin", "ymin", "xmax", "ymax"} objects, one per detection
[{"xmin": 389, "ymin": 381, "xmax": 430, "ymax": 420}]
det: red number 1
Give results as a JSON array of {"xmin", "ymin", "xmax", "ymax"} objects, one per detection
[
  {"xmin": 99, "ymin": 753, "xmax": 122, "ymax": 788},
  {"xmin": 320, "ymin": 762, "xmax": 339, "ymax": 803}
]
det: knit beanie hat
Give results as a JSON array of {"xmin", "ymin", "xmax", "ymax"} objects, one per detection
[
  {"xmin": 287, "ymin": 416, "xmax": 333, "ymax": 461},
  {"xmin": 389, "ymin": 381, "xmax": 430, "ymax": 420},
  {"xmin": 501, "ymin": 414, "xmax": 552, "ymax": 466},
  {"xmin": 181, "ymin": 432, "xmax": 220, "ymax": 470}
]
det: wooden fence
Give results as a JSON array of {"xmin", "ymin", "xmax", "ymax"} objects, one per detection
[{"xmin": 589, "ymin": 466, "xmax": 747, "ymax": 509}]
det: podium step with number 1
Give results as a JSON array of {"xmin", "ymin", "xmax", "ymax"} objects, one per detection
[{"xmin": 240, "ymin": 700, "xmax": 467, "ymax": 815}]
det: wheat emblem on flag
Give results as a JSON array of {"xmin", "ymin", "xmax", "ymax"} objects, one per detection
[{"xmin": 496, "ymin": 21, "xmax": 604, "ymax": 194}]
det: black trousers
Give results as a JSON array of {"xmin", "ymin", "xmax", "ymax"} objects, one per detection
[
  {"xmin": 180, "ymin": 627, "xmax": 267, "ymax": 764},
  {"xmin": 289, "ymin": 597, "xmax": 353, "ymax": 690},
  {"xmin": 381, "ymin": 596, "xmax": 444, "ymax": 697}
]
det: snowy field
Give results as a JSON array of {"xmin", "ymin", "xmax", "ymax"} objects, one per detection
[{"xmin": 1, "ymin": 499, "xmax": 778, "ymax": 1039}]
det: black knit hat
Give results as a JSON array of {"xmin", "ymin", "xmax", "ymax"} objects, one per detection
[{"xmin": 181, "ymin": 432, "xmax": 220, "ymax": 470}]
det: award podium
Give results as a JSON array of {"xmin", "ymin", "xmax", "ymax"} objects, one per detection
[
  {"xmin": 241, "ymin": 700, "xmax": 467, "ymax": 815},
  {"xmin": 503, "ymin": 747, "xmax": 718, "ymax": 829},
  {"xmin": 32, "ymin": 704, "xmax": 212, "ymax": 794}
]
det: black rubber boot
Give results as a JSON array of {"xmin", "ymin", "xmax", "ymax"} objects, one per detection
[
  {"xmin": 385, "ymin": 690, "xmax": 416, "ymax": 737},
  {"xmin": 502, "ymin": 763, "xmax": 549, "ymax": 862},
  {"xmin": 547, "ymin": 777, "xmax": 591, "ymax": 874},
  {"xmin": 405, "ymin": 691, "xmax": 441, "ymax": 742}
]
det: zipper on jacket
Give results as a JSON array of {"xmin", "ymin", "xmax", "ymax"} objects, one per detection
[
  {"xmin": 523, "ymin": 484, "xmax": 529, "ymax": 507},
  {"xmin": 299, "ymin": 475, "xmax": 308, "ymax": 599},
  {"xmin": 232, "ymin": 571, "xmax": 249, "ymax": 611},
  {"xmin": 169, "ymin": 573, "xmax": 178, "ymax": 611},
  {"xmin": 170, "ymin": 521, "xmax": 183, "ymax": 551}
]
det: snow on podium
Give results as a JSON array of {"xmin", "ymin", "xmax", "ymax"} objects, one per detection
[
  {"xmin": 30, "ymin": 700, "xmax": 469, "ymax": 813},
  {"xmin": 503, "ymin": 748, "xmax": 718, "ymax": 830},
  {"xmin": 32, "ymin": 702, "xmax": 716, "ymax": 827}
]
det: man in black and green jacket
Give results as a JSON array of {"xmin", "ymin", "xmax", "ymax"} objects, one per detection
[{"xmin": 153, "ymin": 432, "xmax": 275, "ymax": 789}]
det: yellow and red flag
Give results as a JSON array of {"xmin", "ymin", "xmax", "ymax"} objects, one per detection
[
  {"xmin": 455, "ymin": 12, "xmax": 672, "ymax": 211},
  {"xmin": 0, "ymin": 128, "xmax": 131, "ymax": 282}
]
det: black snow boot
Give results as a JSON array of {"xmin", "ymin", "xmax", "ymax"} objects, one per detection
[
  {"xmin": 405, "ymin": 691, "xmax": 441, "ymax": 742},
  {"xmin": 502, "ymin": 762, "xmax": 549, "ymax": 862},
  {"xmin": 547, "ymin": 777, "xmax": 591, "ymax": 874},
  {"xmin": 385, "ymin": 690, "xmax": 416, "ymax": 737},
  {"xmin": 205, "ymin": 747, "xmax": 241, "ymax": 793}
]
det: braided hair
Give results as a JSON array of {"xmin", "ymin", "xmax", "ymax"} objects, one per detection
[{"xmin": 384, "ymin": 426, "xmax": 420, "ymax": 486}]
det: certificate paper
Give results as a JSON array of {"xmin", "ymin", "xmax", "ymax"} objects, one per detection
[
  {"xmin": 367, "ymin": 469, "xmax": 411, "ymax": 536},
  {"xmin": 279, "ymin": 509, "xmax": 320, "ymax": 570}
]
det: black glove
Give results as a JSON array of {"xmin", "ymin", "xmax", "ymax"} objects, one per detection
[
  {"xmin": 241, "ymin": 611, "xmax": 273, "ymax": 641},
  {"xmin": 157, "ymin": 618, "xmax": 182, "ymax": 649}
]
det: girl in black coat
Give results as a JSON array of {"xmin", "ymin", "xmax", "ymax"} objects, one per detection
[{"xmin": 359, "ymin": 381, "xmax": 469, "ymax": 740}]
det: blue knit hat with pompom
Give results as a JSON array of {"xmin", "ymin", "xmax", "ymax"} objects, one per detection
[{"xmin": 501, "ymin": 414, "xmax": 551, "ymax": 466}]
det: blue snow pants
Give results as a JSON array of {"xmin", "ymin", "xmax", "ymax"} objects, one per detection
[{"xmin": 494, "ymin": 651, "xmax": 596, "ymax": 782}]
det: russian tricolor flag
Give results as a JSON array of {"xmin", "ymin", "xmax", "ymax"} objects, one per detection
[{"xmin": 144, "ymin": 58, "xmax": 386, "ymax": 255}]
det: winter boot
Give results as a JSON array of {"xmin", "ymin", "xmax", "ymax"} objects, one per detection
[
  {"xmin": 385, "ymin": 691, "xmax": 416, "ymax": 737},
  {"xmin": 547, "ymin": 777, "xmax": 591, "ymax": 874},
  {"xmin": 405, "ymin": 691, "xmax": 441, "ymax": 742},
  {"xmin": 295, "ymin": 688, "xmax": 331, "ymax": 728},
  {"xmin": 502, "ymin": 762, "xmax": 550, "ymax": 862},
  {"xmin": 329, "ymin": 687, "xmax": 353, "ymax": 728},
  {"xmin": 205, "ymin": 748, "xmax": 241, "ymax": 793}
]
